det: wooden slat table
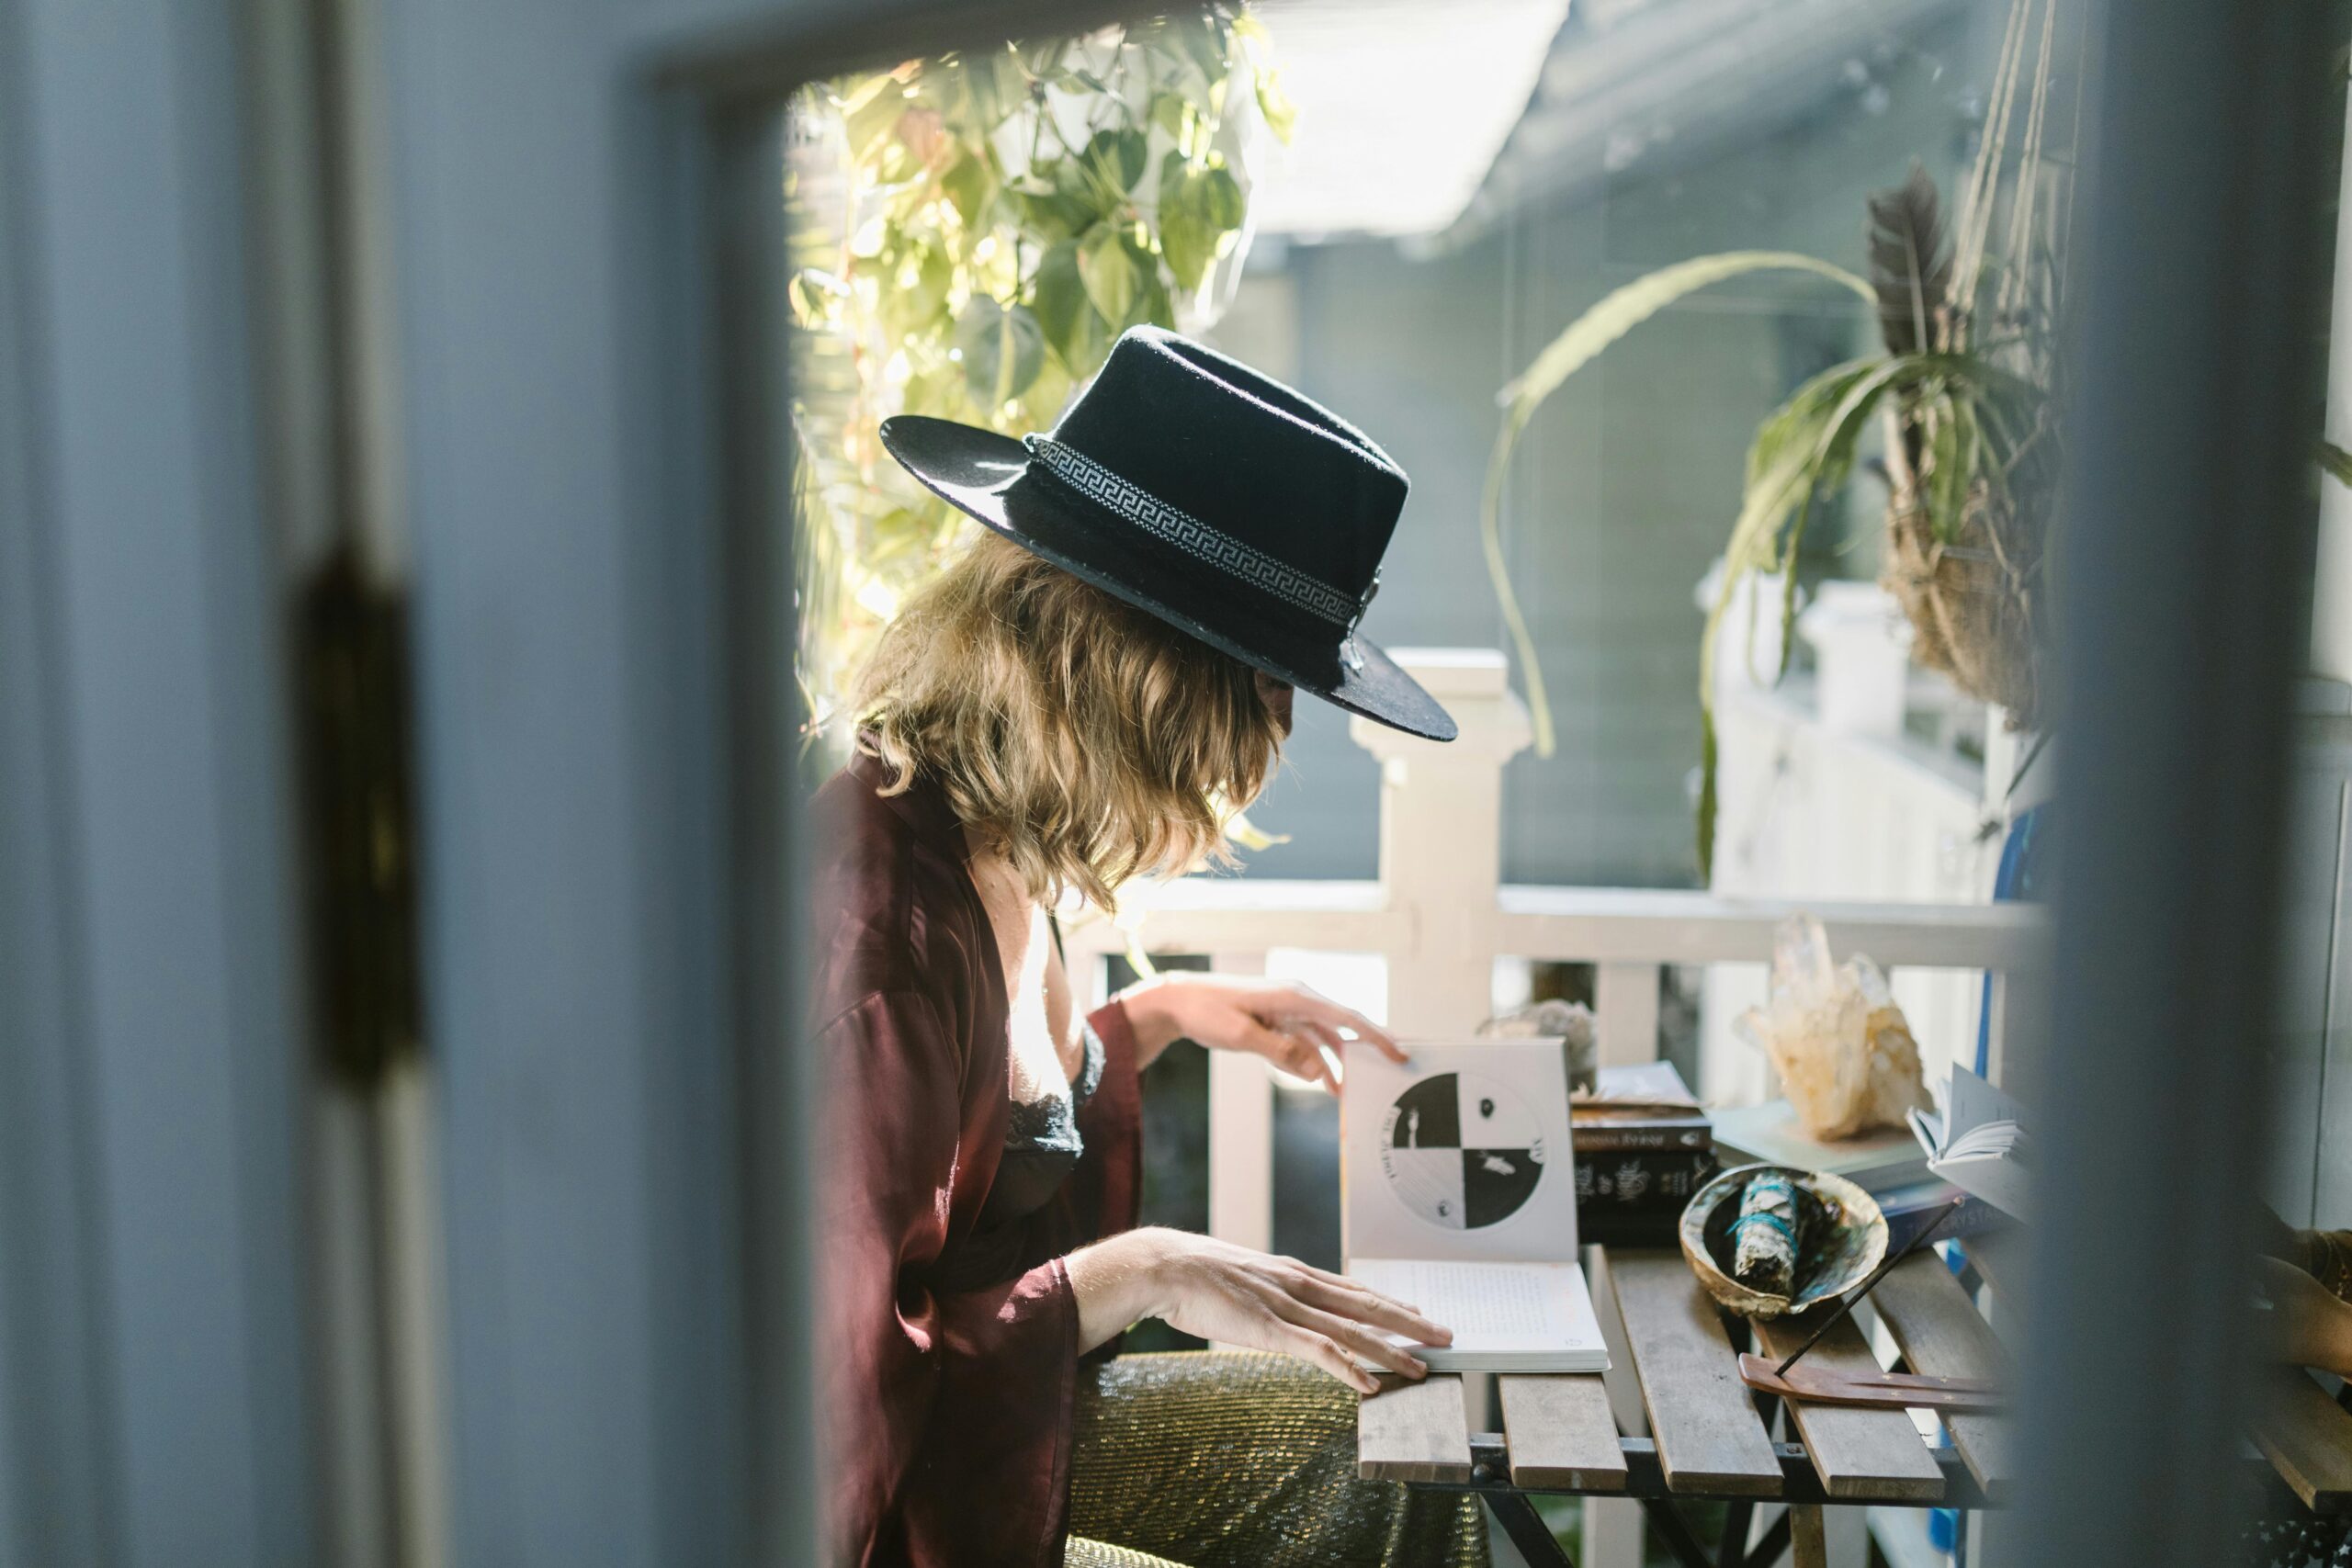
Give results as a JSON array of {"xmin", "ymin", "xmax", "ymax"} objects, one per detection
[
  {"xmin": 1607, "ymin": 1251, "xmax": 1783, "ymax": 1495},
  {"xmin": 1358, "ymin": 1244, "xmax": 2010, "ymax": 1568},
  {"xmin": 1870, "ymin": 1251, "xmax": 2016, "ymax": 1502},
  {"xmin": 1357, "ymin": 1369, "xmax": 1474, "ymax": 1483},
  {"xmin": 1497, "ymin": 1374, "xmax": 1626, "ymax": 1493},
  {"xmin": 1749, "ymin": 1314, "xmax": 1944, "ymax": 1503},
  {"xmin": 1360, "ymin": 1237, "xmax": 2352, "ymax": 1566},
  {"xmin": 2255, "ymin": 1371, "xmax": 2352, "ymax": 1516}
]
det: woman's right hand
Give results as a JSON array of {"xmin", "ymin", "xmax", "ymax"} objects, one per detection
[{"xmin": 1067, "ymin": 1227, "xmax": 1453, "ymax": 1394}]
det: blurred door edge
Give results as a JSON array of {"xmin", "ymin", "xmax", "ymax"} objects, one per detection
[
  {"xmin": 356, "ymin": 3, "xmax": 1135, "ymax": 1568},
  {"xmin": 1, "ymin": 0, "xmax": 321, "ymax": 1565}
]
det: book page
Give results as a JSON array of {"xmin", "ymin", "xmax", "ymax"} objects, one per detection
[
  {"xmin": 1348, "ymin": 1258, "xmax": 1606, "ymax": 1364},
  {"xmin": 1341, "ymin": 1038, "xmax": 1577, "ymax": 1263}
]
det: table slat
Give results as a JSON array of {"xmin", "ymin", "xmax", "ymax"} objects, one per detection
[
  {"xmin": 1498, "ymin": 1374, "xmax": 1627, "ymax": 1493},
  {"xmin": 1357, "ymin": 1372, "xmax": 1471, "ymax": 1483},
  {"xmin": 1871, "ymin": 1252, "xmax": 2016, "ymax": 1501},
  {"xmin": 1751, "ymin": 1314, "xmax": 1945, "ymax": 1502},
  {"xmin": 1605, "ymin": 1248, "xmax": 1782, "ymax": 1496},
  {"xmin": 2254, "ymin": 1371, "xmax": 2352, "ymax": 1515}
]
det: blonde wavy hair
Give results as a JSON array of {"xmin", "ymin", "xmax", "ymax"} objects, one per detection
[{"xmin": 849, "ymin": 532, "xmax": 1284, "ymax": 908}]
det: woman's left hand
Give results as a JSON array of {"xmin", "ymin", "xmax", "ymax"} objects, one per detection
[{"xmin": 1117, "ymin": 972, "xmax": 1406, "ymax": 1090}]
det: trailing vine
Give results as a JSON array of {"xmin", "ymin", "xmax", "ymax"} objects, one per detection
[{"xmin": 789, "ymin": 12, "xmax": 1293, "ymax": 735}]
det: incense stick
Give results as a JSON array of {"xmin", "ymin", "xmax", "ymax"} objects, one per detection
[{"xmin": 1772, "ymin": 1197, "xmax": 1970, "ymax": 1377}]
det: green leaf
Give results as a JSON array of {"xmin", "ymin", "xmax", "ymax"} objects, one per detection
[
  {"xmin": 1742, "ymin": 359, "xmax": 1873, "ymax": 496},
  {"xmin": 1924, "ymin": 395, "xmax": 1976, "ymax": 543},
  {"xmin": 1077, "ymin": 224, "xmax": 1141, "ymax": 328},
  {"xmin": 1148, "ymin": 91, "xmax": 1193, "ymax": 143},
  {"xmin": 842, "ymin": 78, "xmax": 910, "ymax": 162},
  {"xmin": 1080, "ymin": 128, "xmax": 1149, "ymax": 195},
  {"xmin": 1139, "ymin": 14, "xmax": 1226, "ymax": 90},
  {"xmin": 1252, "ymin": 67, "xmax": 1297, "ymax": 143},
  {"xmin": 906, "ymin": 243, "xmax": 954, "ymax": 335},
  {"xmin": 982, "ymin": 49, "xmax": 1028, "ymax": 126},
  {"xmin": 955, "ymin": 296, "xmax": 1045, "ymax": 411},
  {"xmin": 787, "ymin": 267, "xmax": 849, "ymax": 329},
  {"xmin": 941, "ymin": 147, "xmax": 997, "ymax": 229},
  {"xmin": 1176, "ymin": 15, "xmax": 1231, "ymax": 86},
  {"xmin": 1222, "ymin": 807, "xmax": 1291, "ymax": 852},
  {"xmin": 1010, "ymin": 175, "xmax": 1088, "ymax": 243},
  {"xmin": 1030, "ymin": 239, "xmax": 1107, "ymax": 373},
  {"xmin": 1139, "ymin": 267, "xmax": 1174, "ymax": 330},
  {"xmin": 1480, "ymin": 251, "xmax": 1874, "ymax": 761},
  {"xmin": 2322, "ymin": 439, "xmax": 2352, "ymax": 488},
  {"xmin": 1158, "ymin": 152, "xmax": 1245, "ymax": 293},
  {"xmin": 1498, "ymin": 253, "xmax": 1874, "ymax": 426},
  {"xmin": 1696, "ymin": 708, "xmax": 1720, "ymax": 881}
]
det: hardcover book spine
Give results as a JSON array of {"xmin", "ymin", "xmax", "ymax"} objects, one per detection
[
  {"xmin": 1569, "ymin": 1123, "xmax": 1713, "ymax": 1154},
  {"xmin": 1572, "ymin": 1149, "xmax": 1719, "ymax": 1210}
]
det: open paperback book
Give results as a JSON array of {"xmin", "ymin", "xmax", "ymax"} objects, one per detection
[
  {"xmin": 1340, "ymin": 1037, "xmax": 1609, "ymax": 1373},
  {"xmin": 1905, "ymin": 1062, "xmax": 2030, "ymax": 1220}
]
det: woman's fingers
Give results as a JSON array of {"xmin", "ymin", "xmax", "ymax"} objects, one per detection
[
  {"xmin": 1244, "ymin": 1020, "xmax": 1339, "ymax": 1091},
  {"xmin": 1295, "ymin": 1021, "xmax": 1353, "ymax": 1087},
  {"xmin": 1288, "ymin": 1259, "xmax": 1444, "ymax": 1332},
  {"xmin": 1281, "ymin": 1326, "xmax": 1381, "ymax": 1394},
  {"xmin": 1272, "ymin": 1296, "xmax": 1428, "ymax": 1381},
  {"xmin": 1268, "ymin": 987, "xmax": 1406, "ymax": 1064},
  {"xmin": 1286, "ymin": 1271, "xmax": 1455, "ymax": 1347}
]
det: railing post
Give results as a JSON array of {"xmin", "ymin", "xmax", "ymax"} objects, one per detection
[
  {"xmin": 1348, "ymin": 650, "xmax": 1533, "ymax": 1035},
  {"xmin": 1205, "ymin": 953, "xmax": 1274, "ymax": 1255},
  {"xmin": 1593, "ymin": 962, "xmax": 1663, "ymax": 1066}
]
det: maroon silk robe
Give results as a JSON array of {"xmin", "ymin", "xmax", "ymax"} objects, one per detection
[{"xmin": 812, "ymin": 751, "xmax": 1144, "ymax": 1567}]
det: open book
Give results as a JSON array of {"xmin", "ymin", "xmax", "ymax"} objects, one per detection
[
  {"xmin": 1340, "ymin": 1037, "xmax": 1610, "ymax": 1373},
  {"xmin": 1906, "ymin": 1063, "xmax": 2030, "ymax": 1220}
]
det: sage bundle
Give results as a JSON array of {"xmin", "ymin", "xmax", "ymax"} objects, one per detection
[{"xmin": 1731, "ymin": 1170, "xmax": 1802, "ymax": 1299}]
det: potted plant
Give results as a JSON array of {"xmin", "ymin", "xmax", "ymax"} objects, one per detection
[{"xmin": 1481, "ymin": 0, "xmax": 2070, "ymax": 875}]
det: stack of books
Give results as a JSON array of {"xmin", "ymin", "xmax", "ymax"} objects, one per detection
[
  {"xmin": 1871, "ymin": 1177, "xmax": 2016, "ymax": 1251},
  {"xmin": 1713, "ymin": 1077, "xmax": 2023, "ymax": 1249},
  {"xmin": 1711, "ymin": 1099, "xmax": 1929, "ymax": 1193},
  {"xmin": 1572, "ymin": 1061, "xmax": 1718, "ymax": 1247}
]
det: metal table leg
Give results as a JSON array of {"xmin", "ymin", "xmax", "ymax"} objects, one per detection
[
  {"xmin": 1736, "ymin": 1507, "xmax": 1791, "ymax": 1568},
  {"xmin": 1639, "ymin": 1497, "xmax": 1718, "ymax": 1568},
  {"xmin": 1484, "ymin": 1488, "xmax": 1577, "ymax": 1568},
  {"xmin": 1715, "ymin": 1497, "xmax": 1755, "ymax": 1568}
]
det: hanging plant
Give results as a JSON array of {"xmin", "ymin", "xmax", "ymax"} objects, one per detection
[
  {"xmin": 787, "ymin": 11, "xmax": 1293, "ymax": 740},
  {"xmin": 1479, "ymin": 0, "xmax": 2072, "ymax": 878}
]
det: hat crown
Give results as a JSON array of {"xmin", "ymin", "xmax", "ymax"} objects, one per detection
[{"xmin": 1041, "ymin": 328, "xmax": 1408, "ymax": 608}]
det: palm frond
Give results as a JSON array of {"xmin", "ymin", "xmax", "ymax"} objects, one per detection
[{"xmin": 1484, "ymin": 253, "xmax": 1873, "ymax": 758}]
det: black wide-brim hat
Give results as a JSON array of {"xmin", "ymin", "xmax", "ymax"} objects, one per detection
[{"xmin": 877, "ymin": 326, "xmax": 1457, "ymax": 741}]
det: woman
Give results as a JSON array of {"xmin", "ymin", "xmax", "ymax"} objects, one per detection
[{"xmin": 814, "ymin": 328, "xmax": 1487, "ymax": 1568}]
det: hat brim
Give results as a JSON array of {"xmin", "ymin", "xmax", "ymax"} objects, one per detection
[{"xmin": 877, "ymin": 415, "xmax": 1458, "ymax": 743}]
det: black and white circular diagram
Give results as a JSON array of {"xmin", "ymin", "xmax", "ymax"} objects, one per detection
[{"xmin": 1376, "ymin": 1071, "xmax": 1549, "ymax": 1230}]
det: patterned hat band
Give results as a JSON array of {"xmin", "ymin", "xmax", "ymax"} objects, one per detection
[{"xmin": 1021, "ymin": 434, "xmax": 1379, "ymax": 663}]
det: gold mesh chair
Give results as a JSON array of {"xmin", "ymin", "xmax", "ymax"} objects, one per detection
[{"xmin": 1065, "ymin": 1352, "xmax": 1489, "ymax": 1568}]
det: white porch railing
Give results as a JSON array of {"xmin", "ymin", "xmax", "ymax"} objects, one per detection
[{"xmin": 1064, "ymin": 649, "xmax": 2049, "ymax": 1257}]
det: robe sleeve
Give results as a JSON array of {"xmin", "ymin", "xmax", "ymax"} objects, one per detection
[
  {"xmin": 820, "ymin": 990, "xmax": 1080, "ymax": 1568},
  {"xmin": 1072, "ymin": 998, "xmax": 1145, "ymax": 1242}
]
